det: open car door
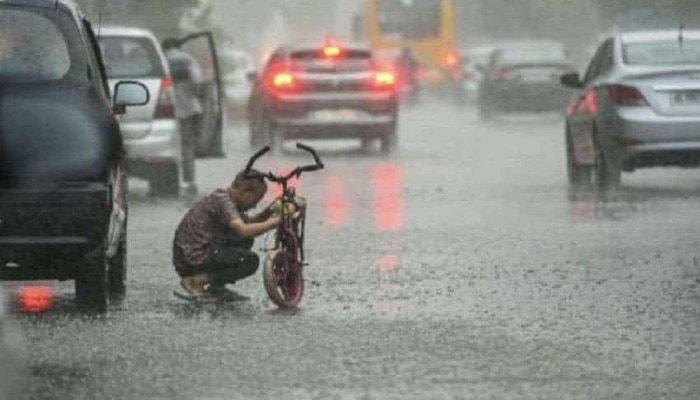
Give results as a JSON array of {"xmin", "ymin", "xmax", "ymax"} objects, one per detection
[{"xmin": 170, "ymin": 31, "xmax": 224, "ymax": 158}]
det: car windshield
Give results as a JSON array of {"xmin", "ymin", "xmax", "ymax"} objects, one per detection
[
  {"xmin": 378, "ymin": 0, "xmax": 441, "ymax": 40},
  {"xmin": 0, "ymin": 7, "xmax": 84, "ymax": 82},
  {"xmin": 291, "ymin": 49, "xmax": 373, "ymax": 73},
  {"xmin": 497, "ymin": 44, "xmax": 567, "ymax": 65},
  {"xmin": 100, "ymin": 36, "xmax": 164, "ymax": 79},
  {"xmin": 623, "ymin": 39, "xmax": 700, "ymax": 66}
]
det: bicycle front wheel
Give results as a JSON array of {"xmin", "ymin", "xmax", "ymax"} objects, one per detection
[{"xmin": 263, "ymin": 230, "xmax": 304, "ymax": 308}]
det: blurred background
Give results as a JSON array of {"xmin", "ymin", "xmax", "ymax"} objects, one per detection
[{"xmin": 75, "ymin": 0, "xmax": 700, "ymax": 62}]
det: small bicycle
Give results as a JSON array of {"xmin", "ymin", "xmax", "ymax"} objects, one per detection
[{"xmin": 244, "ymin": 143, "xmax": 324, "ymax": 309}]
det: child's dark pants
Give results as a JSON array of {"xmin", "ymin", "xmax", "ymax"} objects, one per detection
[{"xmin": 204, "ymin": 233, "xmax": 259, "ymax": 286}]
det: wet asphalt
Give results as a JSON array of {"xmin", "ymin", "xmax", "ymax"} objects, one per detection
[{"xmin": 6, "ymin": 100, "xmax": 700, "ymax": 399}]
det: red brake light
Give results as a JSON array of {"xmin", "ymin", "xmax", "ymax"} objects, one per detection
[
  {"xmin": 273, "ymin": 72, "xmax": 295, "ymax": 88},
  {"xmin": 154, "ymin": 75, "xmax": 176, "ymax": 119},
  {"xmin": 606, "ymin": 85, "xmax": 649, "ymax": 106},
  {"xmin": 19, "ymin": 286, "xmax": 54, "ymax": 313},
  {"xmin": 323, "ymin": 45, "xmax": 342, "ymax": 58},
  {"xmin": 375, "ymin": 71, "xmax": 396, "ymax": 86},
  {"xmin": 265, "ymin": 68, "xmax": 300, "ymax": 94}
]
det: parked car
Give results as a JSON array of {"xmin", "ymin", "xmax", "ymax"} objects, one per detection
[
  {"xmin": 478, "ymin": 40, "xmax": 576, "ymax": 119},
  {"xmin": 100, "ymin": 26, "xmax": 182, "ymax": 196},
  {"xmin": 247, "ymin": 41, "xmax": 399, "ymax": 154},
  {"xmin": 220, "ymin": 48, "xmax": 256, "ymax": 108},
  {"xmin": 0, "ymin": 0, "xmax": 149, "ymax": 310},
  {"xmin": 0, "ymin": 287, "xmax": 25, "ymax": 400},
  {"xmin": 100, "ymin": 29, "xmax": 225, "ymax": 196},
  {"xmin": 562, "ymin": 29, "xmax": 700, "ymax": 190}
]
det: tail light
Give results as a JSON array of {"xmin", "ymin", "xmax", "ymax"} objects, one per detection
[
  {"xmin": 267, "ymin": 71, "xmax": 299, "ymax": 93},
  {"xmin": 322, "ymin": 45, "xmax": 342, "ymax": 59},
  {"xmin": 154, "ymin": 75, "xmax": 176, "ymax": 119},
  {"xmin": 575, "ymin": 89, "xmax": 598, "ymax": 115},
  {"xmin": 371, "ymin": 70, "xmax": 396, "ymax": 91},
  {"xmin": 606, "ymin": 85, "xmax": 649, "ymax": 106}
]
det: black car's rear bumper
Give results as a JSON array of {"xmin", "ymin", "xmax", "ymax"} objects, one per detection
[
  {"xmin": 0, "ymin": 184, "xmax": 111, "ymax": 280},
  {"xmin": 269, "ymin": 91, "xmax": 398, "ymax": 132}
]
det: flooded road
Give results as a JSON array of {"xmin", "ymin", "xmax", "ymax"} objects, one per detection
[{"xmin": 10, "ymin": 101, "xmax": 700, "ymax": 399}]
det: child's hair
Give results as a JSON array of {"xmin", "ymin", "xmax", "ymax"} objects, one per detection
[{"xmin": 232, "ymin": 170, "xmax": 267, "ymax": 199}]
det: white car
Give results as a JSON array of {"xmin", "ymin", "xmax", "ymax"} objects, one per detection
[
  {"xmin": 220, "ymin": 48, "xmax": 256, "ymax": 105},
  {"xmin": 0, "ymin": 287, "xmax": 25, "ymax": 400},
  {"xmin": 100, "ymin": 26, "xmax": 182, "ymax": 196}
]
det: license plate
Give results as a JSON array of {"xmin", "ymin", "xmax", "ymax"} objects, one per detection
[
  {"xmin": 312, "ymin": 109, "xmax": 360, "ymax": 121},
  {"xmin": 671, "ymin": 91, "xmax": 700, "ymax": 106}
]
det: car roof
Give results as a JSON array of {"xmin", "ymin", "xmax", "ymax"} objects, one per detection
[
  {"xmin": 494, "ymin": 40, "xmax": 563, "ymax": 50},
  {"xmin": 99, "ymin": 26, "xmax": 159, "ymax": 40},
  {"xmin": 620, "ymin": 29, "xmax": 700, "ymax": 43},
  {"xmin": 0, "ymin": 0, "xmax": 79, "ymax": 13}
]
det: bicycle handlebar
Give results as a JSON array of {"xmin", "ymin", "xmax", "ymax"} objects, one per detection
[{"xmin": 243, "ymin": 142, "xmax": 324, "ymax": 183}]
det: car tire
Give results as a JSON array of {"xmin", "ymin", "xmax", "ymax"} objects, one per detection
[
  {"xmin": 592, "ymin": 132, "xmax": 621, "ymax": 192},
  {"xmin": 208, "ymin": 115, "xmax": 226, "ymax": 158},
  {"xmin": 107, "ymin": 229, "xmax": 127, "ymax": 301},
  {"xmin": 150, "ymin": 162, "xmax": 180, "ymax": 198},
  {"xmin": 566, "ymin": 132, "xmax": 592, "ymax": 186},
  {"xmin": 380, "ymin": 123, "xmax": 398, "ymax": 155},
  {"xmin": 75, "ymin": 245, "xmax": 109, "ymax": 312}
]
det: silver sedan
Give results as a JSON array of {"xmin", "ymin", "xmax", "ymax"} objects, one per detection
[{"xmin": 561, "ymin": 29, "xmax": 700, "ymax": 189}]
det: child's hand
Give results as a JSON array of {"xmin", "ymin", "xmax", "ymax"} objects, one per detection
[{"xmin": 269, "ymin": 200, "xmax": 297, "ymax": 217}]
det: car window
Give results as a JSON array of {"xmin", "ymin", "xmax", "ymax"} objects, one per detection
[
  {"xmin": 290, "ymin": 49, "xmax": 373, "ymax": 73},
  {"xmin": 583, "ymin": 40, "xmax": 611, "ymax": 84},
  {"xmin": 0, "ymin": 8, "xmax": 75, "ymax": 82},
  {"xmin": 623, "ymin": 39, "xmax": 700, "ymax": 66},
  {"xmin": 495, "ymin": 44, "xmax": 567, "ymax": 66},
  {"xmin": 100, "ymin": 36, "xmax": 164, "ymax": 79}
]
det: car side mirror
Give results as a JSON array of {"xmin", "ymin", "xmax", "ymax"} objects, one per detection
[
  {"xmin": 246, "ymin": 71, "xmax": 258, "ymax": 83},
  {"xmin": 113, "ymin": 81, "xmax": 150, "ymax": 115},
  {"xmin": 560, "ymin": 72, "xmax": 583, "ymax": 89}
]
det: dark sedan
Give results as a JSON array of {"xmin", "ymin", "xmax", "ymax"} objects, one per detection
[{"xmin": 478, "ymin": 40, "xmax": 575, "ymax": 119}]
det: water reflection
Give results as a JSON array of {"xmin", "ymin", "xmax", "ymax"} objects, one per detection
[
  {"xmin": 322, "ymin": 175, "xmax": 348, "ymax": 230},
  {"xmin": 373, "ymin": 164, "xmax": 404, "ymax": 232}
]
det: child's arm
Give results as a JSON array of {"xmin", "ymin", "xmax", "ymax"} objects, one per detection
[{"xmin": 228, "ymin": 215, "xmax": 280, "ymax": 239}]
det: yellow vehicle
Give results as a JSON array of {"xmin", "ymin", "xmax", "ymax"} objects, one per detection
[{"xmin": 354, "ymin": 0, "xmax": 459, "ymax": 87}]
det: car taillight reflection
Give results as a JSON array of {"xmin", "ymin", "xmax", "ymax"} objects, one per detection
[
  {"xmin": 323, "ymin": 175, "xmax": 348, "ymax": 230},
  {"xmin": 373, "ymin": 164, "xmax": 403, "ymax": 232},
  {"xmin": 18, "ymin": 286, "xmax": 54, "ymax": 313},
  {"xmin": 154, "ymin": 75, "xmax": 176, "ymax": 119}
]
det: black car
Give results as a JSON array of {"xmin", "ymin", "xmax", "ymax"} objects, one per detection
[
  {"xmin": 0, "ymin": 0, "xmax": 149, "ymax": 311},
  {"xmin": 247, "ymin": 42, "xmax": 399, "ymax": 154},
  {"xmin": 478, "ymin": 40, "xmax": 575, "ymax": 119}
]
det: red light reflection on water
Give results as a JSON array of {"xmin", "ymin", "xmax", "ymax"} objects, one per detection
[
  {"xmin": 373, "ymin": 164, "xmax": 404, "ymax": 232},
  {"xmin": 377, "ymin": 253, "xmax": 399, "ymax": 274},
  {"xmin": 322, "ymin": 175, "xmax": 348, "ymax": 230},
  {"xmin": 18, "ymin": 286, "xmax": 54, "ymax": 313}
]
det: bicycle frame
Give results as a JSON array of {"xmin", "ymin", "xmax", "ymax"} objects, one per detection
[{"xmin": 245, "ymin": 142, "xmax": 324, "ymax": 263}]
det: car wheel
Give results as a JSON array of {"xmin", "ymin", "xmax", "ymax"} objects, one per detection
[
  {"xmin": 592, "ymin": 134, "xmax": 621, "ymax": 192},
  {"xmin": 75, "ymin": 245, "xmax": 108, "ymax": 312},
  {"xmin": 150, "ymin": 162, "xmax": 180, "ymax": 198},
  {"xmin": 208, "ymin": 115, "xmax": 225, "ymax": 158},
  {"xmin": 107, "ymin": 229, "xmax": 127, "ymax": 301},
  {"xmin": 566, "ymin": 132, "xmax": 592, "ymax": 186},
  {"xmin": 380, "ymin": 123, "xmax": 397, "ymax": 155}
]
